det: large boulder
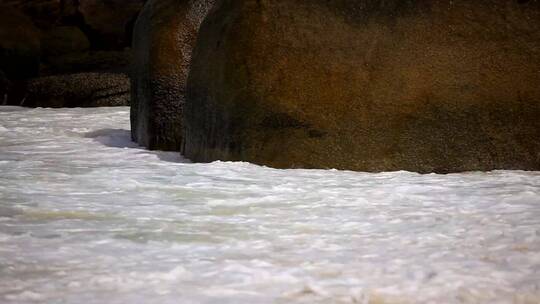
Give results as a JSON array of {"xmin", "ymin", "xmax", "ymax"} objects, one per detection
[
  {"xmin": 0, "ymin": 6, "xmax": 41, "ymax": 80},
  {"xmin": 22, "ymin": 73, "xmax": 129, "ymax": 107},
  {"xmin": 184, "ymin": 0, "xmax": 540, "ymax": 173},
  {"xmin": 130, "ymin": 0, "xmax": 215, "ymax": 151}
]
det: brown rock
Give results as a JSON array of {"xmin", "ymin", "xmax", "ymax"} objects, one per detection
[
  {"xmin": 130, "ymin": 0, "xmax": 215, "ymax": 150},
  {"xmin": 184, "ymin": 0, "xmax": 540, "ymax": 173},
  {"xmin": 0, "ymin": 0, "xmax": 135, "ymax": 76},
  {"xmin": 23, "ymin": 72, "xmax": 129, "ymax": 107}
]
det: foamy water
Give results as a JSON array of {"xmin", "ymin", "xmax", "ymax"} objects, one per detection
[{"xmin": 0, "ymin": 106, "xmax": 539, "ymax": 304}]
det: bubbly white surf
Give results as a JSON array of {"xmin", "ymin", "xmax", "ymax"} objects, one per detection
[{"xmin": 0, "ymin": 106, "xmax": 539, "ymax": 304}]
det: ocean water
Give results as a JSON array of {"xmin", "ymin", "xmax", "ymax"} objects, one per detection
[{"xmin": 0, "ymin": 106, "xmax": 539, "ymax": 304}]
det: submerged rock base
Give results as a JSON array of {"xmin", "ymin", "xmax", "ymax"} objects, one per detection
[{"xmin": 130, "ymin": 0, "xmax": 215, "ymax": 151}]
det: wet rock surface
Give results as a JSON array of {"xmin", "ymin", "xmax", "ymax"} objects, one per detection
[
  {"xmin": 130, "ymin": 0, "xmax": 215, "ymax": 151},
  {"xmin": 184, "ymin": 0, "xmax": 540, "ymax": 173}
]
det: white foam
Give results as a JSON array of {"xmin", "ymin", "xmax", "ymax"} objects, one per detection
[{"xmin": 0, "ymin": 106, "xmax": 539, "ymax": 304}]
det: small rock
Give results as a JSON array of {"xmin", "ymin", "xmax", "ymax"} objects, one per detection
[{"xmin": 23, "ymin": 73, "xmax": 130, "ymax": 107}]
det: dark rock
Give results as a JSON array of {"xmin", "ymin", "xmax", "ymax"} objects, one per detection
[
  {"xmin": 130, "ymin": 0, "xmax": 215, "ymax": 151},
  {"xmin": 184, "ymin": 0, "xmax": 540, "ymax": 173},
  {"xmin": 78, "ymin": 0, "xmax": 145, "ymax": 48},
  {"xmin": 0, "ymin": 70, "xmax": 10, "ymax": 105},
  {"xmin": 42, "ymin": 26, "xmax": 90, "ymax": 57},
  {"xmin": 40, "ymin": 26, "xmax": 126, "ymax": 76},
  {"xmin": 0, "ymin": 1, "xmax": 136, "ymax": 108},
  {"xmin": 2, "ymin": 0, "xmax": 143, "ymax": 49},
  {"xmin": 41, "ymin": 49, "xmax": 133, "ymax": 75},
  {"xmin": 0, "ymin": 5, "xmax": 41, "ymax": 80},
  {"xmin": 0, "ymin": 0, "xmax": 68, "ymax": 29},
  {"xmin": 22, "ymin": 73, "xmax": 129, "ymax": 107}
]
